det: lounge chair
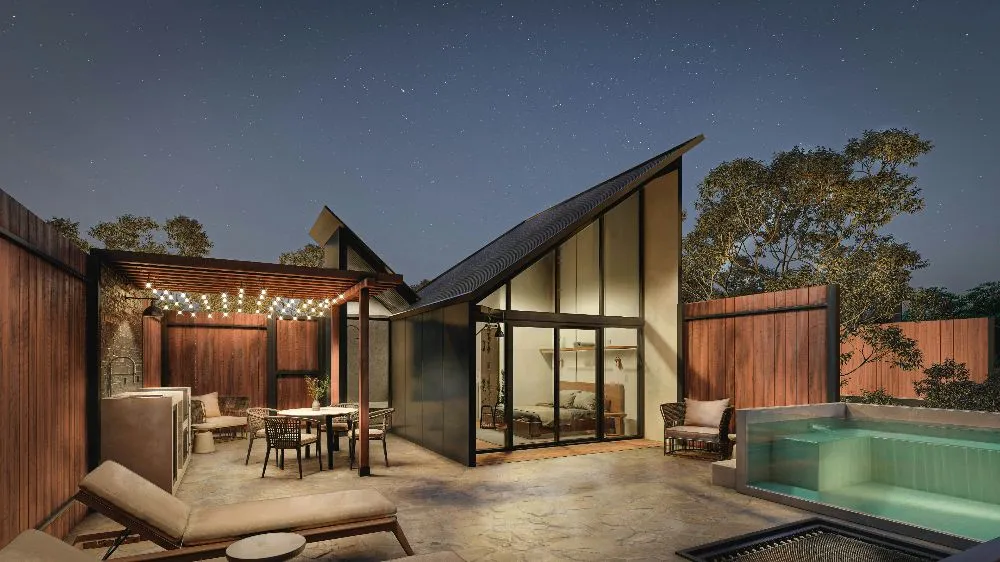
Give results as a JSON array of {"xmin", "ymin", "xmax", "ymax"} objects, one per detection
[
  {"xmin": 0, "ymin": 529, "xmax": 93, "ymax": 561},
  {"xmin": 660, "ymin": 399, "xmax": 734, "ymax": 460},
  {"xmin": 74, "ymin": 460, "xmax": 414, "ymax": 560}
]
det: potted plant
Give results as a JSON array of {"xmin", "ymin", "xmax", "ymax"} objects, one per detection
[{"xmin": 304, "ymin": 376, "xmax": 330, "ymax": 410}]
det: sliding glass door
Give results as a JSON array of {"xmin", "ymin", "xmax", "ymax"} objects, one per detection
[{"xmin": 558, "ymin": 328, "xmax": 599, "ymax": 442}]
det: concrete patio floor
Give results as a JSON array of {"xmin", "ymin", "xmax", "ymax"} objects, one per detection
[{"xmin": 70, "ymin": 435, "xmax": 805, "ymax": 561}]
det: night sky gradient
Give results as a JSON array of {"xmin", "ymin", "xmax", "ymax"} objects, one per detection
[{"xmin": 2, "ymin": 1, "xmax": 997, "ymax": 291}]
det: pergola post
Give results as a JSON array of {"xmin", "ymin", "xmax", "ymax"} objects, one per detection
[{"xmin": 358, "ymin": 284, "xmax": 371, "ymax": 476}]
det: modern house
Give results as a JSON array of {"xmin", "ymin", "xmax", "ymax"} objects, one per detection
[{"xmin": 388, "ymin": 135, "xmax": 702, "ymax": 465}]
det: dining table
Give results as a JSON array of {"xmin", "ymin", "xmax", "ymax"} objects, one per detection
[{"xmin": 276, "ymin": 406, "xmax": 356, "ymax": 469}]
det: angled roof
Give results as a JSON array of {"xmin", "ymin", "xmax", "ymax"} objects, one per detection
[
  {"xmin": 406, "ymin": 135, "xmax": 703, "ymax": 314},
  {"xmin": 309, "ymin": 206, "xmax": 419, "ymax": 312}
]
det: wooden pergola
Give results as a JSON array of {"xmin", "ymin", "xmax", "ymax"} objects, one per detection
[{"xmin": 94, "ymin": 249, "xmax": 406, "ymax": 476}]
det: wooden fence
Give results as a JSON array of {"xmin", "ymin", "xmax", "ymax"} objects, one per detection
[
  {"xmin": 150, "ymin": 313, "xmax": 327, "ymax": 410},
  {"xmin": 683, "ymin": 286, "xmax": 840, "ymax": 414},
  {"xmin": 0, "ymin": 189, "xmax": 89, "ymax": 546},
  {"xmin": 841, "ymin": 317, "xmax": 996, "ymax": 399}
]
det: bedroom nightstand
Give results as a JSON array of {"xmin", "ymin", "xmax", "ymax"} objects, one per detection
[{"xmin": 604, "ymin": 412, "xmax": 627, "ymax": 436}]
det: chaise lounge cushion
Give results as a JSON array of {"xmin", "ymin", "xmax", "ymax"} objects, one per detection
[
  {"xmin": 683, "ymin": 398, "xmax": 730, "ymax": 428},
  {"xmin": 0, "ymin": 529, "xmax": 94, "ymax": 562},
  {"xmin": 182, "ymin": 489, "xmax": 397, "ymax": 545},
  {"xmin": 78, "ymin": 461, "xmax": 191, "ymax": 542}
]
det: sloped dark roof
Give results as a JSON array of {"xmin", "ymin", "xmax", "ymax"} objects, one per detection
[{"xmin": 407, "ymin": 135, "xmax": 703, "ymax": 314}]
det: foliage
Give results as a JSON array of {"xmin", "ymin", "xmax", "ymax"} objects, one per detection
[
  {"xmin": 681, "ymin": 128, "xmax": 933, "ymax": 382},
  {"xmin": 88, "ymin": 214, "xmax": 165, "ymax": 253},
  {"xmin": 164, "ymin": 215, "xmax": 213, "ymax": 257},
  {"xmin": 47, "ymin": 217, "xmax": 91, "ymax": 251},
  {"xmin": 279, "ymin": 243, "xmax": 324, "ymax": 267},
  {"xmin": 855, "ymin": 387, "xmax": 897, "ymax": 405},
  {"xmin": 905, "ymin": 286, "xmax": 962, "ymax": 321},
  {"xmin": 912, "ymin": 359, "xmax": 1000, "ymax": 412},
  {"xmin": 304, "ymin": 376, "xmax": 330, "ymax": 401},
  {"xmin": 410, "ymin": 279, "xmax": 432, "ymax": 292},
  {"xmin": 904, "ymin": 282, "xmax": 1000, "ymax": 320}
]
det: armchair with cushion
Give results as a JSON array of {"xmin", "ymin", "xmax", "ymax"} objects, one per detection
[
  {"xmin": 191, "ymin": 392, "xmax": 249, "ymax": 440},
  {"xmin": 660, "ymin": 398, "xmax": 733, "ymax": 460}
]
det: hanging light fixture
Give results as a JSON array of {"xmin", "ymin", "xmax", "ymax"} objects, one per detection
[
  {"xmin": 492, "ymin": 323, "xmax": 505, "ymax": 338},
  {"xmin": 142, "ymin": 298, "xmax": 164, "ymax": 318}
]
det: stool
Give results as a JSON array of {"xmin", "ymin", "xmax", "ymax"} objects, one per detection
[
  {"xmin": 193, "ymin": 430, "xmax": 216, "ymax": 454},
  {"xmin": 225, "ymin": 532, "xmax": 305, "ymax": 562}
]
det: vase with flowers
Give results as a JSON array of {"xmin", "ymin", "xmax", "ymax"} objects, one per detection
[{"xmin": 304, "ymin": 376, "xmax": 330, "ymax": 410}]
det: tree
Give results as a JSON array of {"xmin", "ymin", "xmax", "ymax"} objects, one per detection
[
  {"xmin": 961, "ymin": 281, "xmax": 1000, "ymax": 318},
  {"xmin": 164, "ymin": 215, "xmax": 213, "ymax": 257},
  {"xmin": 279, "ymin": 243, "xmax": 324, "ymax": 267},
  {"xmin": 683, "ymin": 128, "xmax": 933, "ymax": 384},
  {"xmin": 88, "ymin": 214, "xmax": 167, "ymax": 253},
  {"xmin": 47, "ymin": 217, "xmax": 91, "ymax": 251},
  {"xmin": 410, "ymin": 279, "xmax": 432, "ymax": 292},
  {"xmin": 905, "ymin": 286, "xmax": 962, "ymax": 321}
]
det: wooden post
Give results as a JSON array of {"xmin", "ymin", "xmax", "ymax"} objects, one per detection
[
  {"xmin": 330, "ymin": 308, "xmax": 341, "ymax": 404},
  {"xmin": 358, "ymin": 285, "xmax": 370, "ymax": 476}
]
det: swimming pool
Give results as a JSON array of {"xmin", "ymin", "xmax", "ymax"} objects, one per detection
[{"xmin": 737, "ymin": 403, "xmax": 1000, "ymax": 547}]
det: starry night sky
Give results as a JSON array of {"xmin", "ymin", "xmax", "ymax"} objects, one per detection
[{"xmin": 2, "ymin": 1, "xmax": 997, "ymax": 291}]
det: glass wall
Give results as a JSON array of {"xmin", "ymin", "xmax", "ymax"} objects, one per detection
[
  {"xmin": 475, "ymin": 321, "xmax": 506, "ymax": 451},
  {"xmin": 510, "ymin": 253, "xmax": 554, "ymax": 312},
  {"xmin": 478, "ymin": 285, "xmax": 506, "ymax": 310},
  {"xmin": 558, "ymin": 328, "xmax": 598, "ymax": 441},
  {"xmin": 558, "ymin": 223, "xmax": 600, "ymax": 315},
  {"xmin": 603, "ymin": 194, "xmax": 640, "ymax": 317},
  {"xmin": 604, "ymin": 328, "xmax": 640, "ymax": 437},
  {"xmin": 511, "ymin": 326, "xmax": 555, "ymax": 444}
]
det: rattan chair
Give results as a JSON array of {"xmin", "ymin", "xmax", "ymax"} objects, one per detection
[
  {"xmin": 660, "ymin": 402, "xmax": 733, "ymax": 460},
  {"xmin": 244, "ymin": 407, "xmax": 278, "ymax": 465},
  {"xmin": 262, "ymin": 415, "xmax": 322, "ymax": 479},
  {"xmin": 349, "ymin": 408, "xmax": 394, "ymax": 469}
]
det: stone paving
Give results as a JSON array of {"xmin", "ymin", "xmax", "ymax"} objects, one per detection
[{"xmin": 72, "ymin": 435, "xmax": 804, "ymax": 561}]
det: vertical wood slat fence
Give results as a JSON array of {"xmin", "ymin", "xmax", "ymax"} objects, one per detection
[
  {"xmin": 841, "ymin": 317, "xmax": 996, "ymax": 399},
  {"xmin": 0, "ymin": 189, "xmax": 89, "ymax": 547},
  {"xmin": 683, "ymin": 286, "xmax": 840, "ymax": 416}
]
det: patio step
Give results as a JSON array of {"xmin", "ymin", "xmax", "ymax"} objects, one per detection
[{"xmin": 712, "ymin": 458, "xmax": 736, "ymax": 488}]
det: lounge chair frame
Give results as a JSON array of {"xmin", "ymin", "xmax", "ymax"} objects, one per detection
[{"xmin": 73, "ymin": 488, "xmax": 414, "ymax": 561}]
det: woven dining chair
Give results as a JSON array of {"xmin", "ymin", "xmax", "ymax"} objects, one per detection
[
  {"xmin": 349, "ymin": 408, "xmax": 394, "ymax": 469},
  {"xmin": 261, "ymin": 416, "xmax": 322, "ymax": 479},
  {"xmin": 244, "ymin": 407, "xmax": 277, "ymax": 465}
]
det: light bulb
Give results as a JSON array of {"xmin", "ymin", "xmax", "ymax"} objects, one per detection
[{"xmin": 145, "ymin": 282, "xmax": 152, "ymax": 289}]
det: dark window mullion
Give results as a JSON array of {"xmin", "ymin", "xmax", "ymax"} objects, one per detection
[{"xmin": 553, "ymin": 328, "xmax": 560, "ymax": 443}]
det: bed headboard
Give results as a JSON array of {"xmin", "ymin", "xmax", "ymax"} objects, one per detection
[{"xmin": 560, "ymin": 381, "xmax": 626, "ymax": 414}]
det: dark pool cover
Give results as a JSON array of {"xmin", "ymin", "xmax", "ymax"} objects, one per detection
[{"xmin": 676, "ymin": 518, "xmax": 958, "ymax": 562}]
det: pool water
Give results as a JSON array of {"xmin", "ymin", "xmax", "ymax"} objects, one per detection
[{"xmin": 747, "ymin": 416, "xmax": 1000, "ymax": 542}]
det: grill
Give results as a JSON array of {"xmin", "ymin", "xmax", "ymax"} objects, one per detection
[{"xmin": 677, "ymin": 518, "xmax": 958, "ymax": 562}]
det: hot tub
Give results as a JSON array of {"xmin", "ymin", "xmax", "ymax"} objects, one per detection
[{"xmin": 736, "ymin": 403, "xmax": 1000, "ymax": 549}]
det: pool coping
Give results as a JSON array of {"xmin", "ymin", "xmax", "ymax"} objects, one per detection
[{"xmin": 735, "ymin": 403, "xmax": 1000, "ymax": 551}]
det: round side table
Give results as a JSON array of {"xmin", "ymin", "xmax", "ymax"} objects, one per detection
[
  {"xmin": 225, "ymin": 532, "xmax": 306, "ymax": 562},
  {"xmin": 193, "ymin": 430, "xmax": 216, "ymax": 454}
]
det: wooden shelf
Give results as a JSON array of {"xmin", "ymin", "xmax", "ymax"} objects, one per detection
[{"xmin": 539, "ymin": 345, "xmax": 636, "ymax": 354}]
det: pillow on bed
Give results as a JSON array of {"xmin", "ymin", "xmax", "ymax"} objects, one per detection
[
  {"xmin": 558, "ymin": 390, "xmax": 579, "ymax": 408},
  {"xmin": 572, "ymin": 391, "xmax": 597, "ymax": 410}
]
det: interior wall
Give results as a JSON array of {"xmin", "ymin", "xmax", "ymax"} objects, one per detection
[
  {"xmin": 510, "ymin": 252, "xmax": 554, "ymax": 312},
  {"xmin": 642, "ymin": 167, "xmax": 681, "ymax": 443},
  {"xmin": 512, "ymin": 326, "xmax": 555, "ymax": 407},
  {"xmin": 389, "ymin": 303, "xmax": 472, "ymax": 465}
]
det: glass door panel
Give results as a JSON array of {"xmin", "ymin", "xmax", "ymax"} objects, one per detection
[
  {"xmin": 604, "ymin": 328, "xmax": 640, "ymax": 437},
  {"xmin": 475, "ymin": 321, "xmax": 506, "ymax": 452},
  {"xmin": 558, "ymin": 328, "xmax": 598, "ymax": 442},
  {"xmin": 511, "ymin": 326, "xmax": 556, "ymax": 445}
]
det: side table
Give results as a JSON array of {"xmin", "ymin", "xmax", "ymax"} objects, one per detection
[
  {"xmin": 604, "ymin": 412, "xmax": 627, "ymax": 436},
  {"xmin": 225, "ymin": 532, "xmax": 306, "ymax": 562},
  {"xmin": 193, "ymin": 430, "xmax": 215, "ymax": 454}
]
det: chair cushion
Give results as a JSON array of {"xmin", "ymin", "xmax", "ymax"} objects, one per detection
[
  {"xmin": 192, "ymin": 415, "xmax": 247, "ymax": 430},
  {"xmin": 330, "ymin": 421, "xmax": 349, "ymax": 431},
  {"xmin": 79, "ymin": 461, "xmax": 191, "ymax": 542},
  {"xmin": 350, "ymin": 428, "xmax": 385, "ymax": 439},
  {"xmin": 255, "ymin": 428, "xmax": 266, "ymax": 438},
  {"xmin": 0, "ymin": 529, "xmax": 94, "ymax": 562},
  {"xmin": 683, "ymin": 398, "xmax": 729, "ymax": 428},
  {"xmin": 182, "ymin": 489, "xmax": 397, "ymax": 546},
  {"xmin": 665, "ymin": 425, "xmax": 720, "ymax": 438},
  {"xmin": 192, "ymin": 392, "xmax": 222, "ymax": 417}
]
